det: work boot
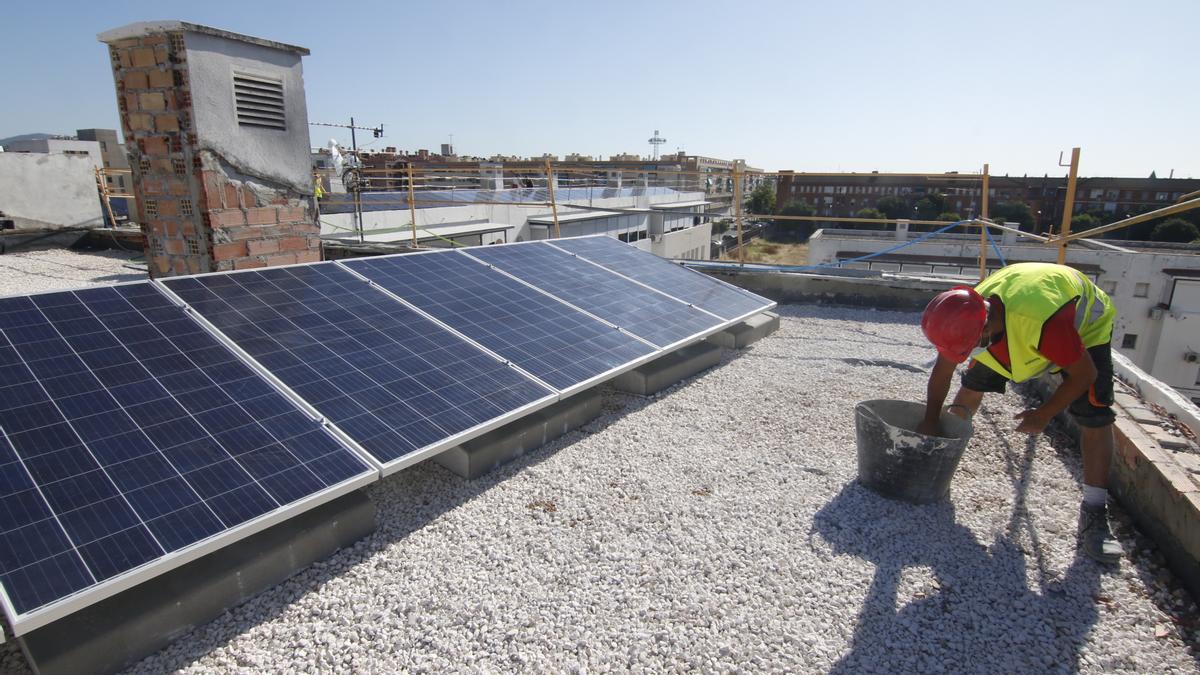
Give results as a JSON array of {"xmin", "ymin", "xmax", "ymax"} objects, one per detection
[{"xmin": 1077, "ymin": 504, "xmax": 1123, "ymax": 564}]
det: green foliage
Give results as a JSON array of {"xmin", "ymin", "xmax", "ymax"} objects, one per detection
[
  {"xmin": 745, "ymin": 183, "xmax": 776, "ymax": 215},
  {"xmin": 914, "ymin": 193, "xmax": 947, "ymax": 221},
  {"xmin": 1150, "ymin": 218, "xmax": 1200, "ymax": 243},
  {"xmin": 936, "ymin": 212, "xmax": 962, "ymax": 222},
  {"xmin": 876, "ymin": 196, "xmax": 909, "ymax": 219},
  {"xmin": 1071, "ymin": 213, "xmax": 1102, "ymax": 232},
  {"xmin": 774, "ymin": 201, "xmax": 817, "ymax": 241},
  {"xmin": 988, "ymin": 202, "xmax": 1035, "ymax": 231},
  {"xmin": 711, "ymin": 219, "xmax": 730, "ymax": 235},
  {"xmin": 853, "ymin": 208, "xmax": 888, "ymax": 231}
]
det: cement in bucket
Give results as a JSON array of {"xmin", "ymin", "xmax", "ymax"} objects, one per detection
[{"xmin": 854, "ymin": 399, "xmax": 974, "ymax": 504}]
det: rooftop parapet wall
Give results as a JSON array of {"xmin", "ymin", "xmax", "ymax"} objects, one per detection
[{"xmin": 99, "ymin": 21, "xmax": 319, "ymax": 276}]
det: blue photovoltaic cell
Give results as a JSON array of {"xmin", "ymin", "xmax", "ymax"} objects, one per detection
[
  {"xmin": 343, "ymin": 252, "xmax": 657, "ymax": 391},
  {"xmin": 548, "ymin": 235, "xmax": 774, "ymax": 320},
  {"xmin": 0, "ymin": 283, "xmax": 371, "ymax": 619},
  {"xmin": 467, "ymin": 243, "xmax": 723, "ymax": 348},
  {"xmin": 161, "ymin": 263, "xmax": 553, "ymax": 466}
]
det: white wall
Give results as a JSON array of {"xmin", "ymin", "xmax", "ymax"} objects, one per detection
[
  {"xmin": 3, "ymin": 139, "xmax": 104, "ymax": 171},
  {"xmin": 1151, "ymin": 279, "xmax": 1200, "ymax": 401},
  {"xmin": 320, "ymin": 190, "xmax": 707, "ymax": 243},
  {"xmin": 808, "ymin": 227, "xmax": 1200, "ymax": 395},
  {"xmin": 653, "ymin": 223, "xmax": 712, "ymax": 260},
  {"xmin": 0, "ymin": 153, "xmax": 104, "ymax": 229},
  {"xmin": 184, "ymin": 31, "xmax": 312, "ymax": 193}
]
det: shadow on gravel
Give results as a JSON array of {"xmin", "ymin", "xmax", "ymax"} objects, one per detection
[{"xmin": 814, "ymin": 481, "xmax": 1104, "ymax": 673}]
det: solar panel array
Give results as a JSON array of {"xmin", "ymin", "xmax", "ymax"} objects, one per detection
[
  {"xmin": 465, "ymin": 244, "xmax": 723, "ymax": 348},
  {"xmin": 0, "ymin": 235, "xmax": 774, "ymax": 634},
  {"xmin": 0, "ymin": 284, "xmax": 373, "ymax": 624},
  {"xmin": 549, "ymin": 235, "xmax": 771, "ymax": 320},
  {"xmin": 160, "ymin": 264, "xmax": 554, "ymax": 469},
  {"xmin": 342, "ymin": 252, "xmax": 658, "ymax": 392}
]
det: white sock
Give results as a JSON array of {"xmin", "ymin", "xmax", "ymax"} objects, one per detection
[{"xmin": 1082, "ymin": 485, "xmax": 1108, "ymax": 508}]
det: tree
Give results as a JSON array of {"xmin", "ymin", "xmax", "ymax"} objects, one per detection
[
  {"xmin": 854, "ymin": 208, "xmax": 888, "ymax": 231},
  {"xmin": 914, "ymin": 193, "xmax": 947, "ymax": 221},
  {"xmin": 1071, "ymin": 213, "xmax": 1102, "ymax": 232},
  {"xmin": 876, "ymin": 196, "xmax": 908, "ymax": 219},
  {"xmin": 774, "ymin": 201, "xmax": 817, "ymax": 241},
  {"xmin": 937, "ymin": 212, "xmax": 962, "ymax": 222},
  {"xmin": 745, "ymin": 183, "xmax": 775, "ymax": 215},
  {"xmin": 1150, "ymin": 218, "xmax": 1200, "ymax": 243},
  {"xmin": 988, "ymin": 202, "xmax": 1035, "ymax": 231}
]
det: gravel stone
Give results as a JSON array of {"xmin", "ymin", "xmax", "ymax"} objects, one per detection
[
  {"xmin": 0, "ymin": 248, "xmax": 144, "ymax": 295},
  {"xmin": 0, "ymin": 258, "xmax": 1196, "ymax": 672}
]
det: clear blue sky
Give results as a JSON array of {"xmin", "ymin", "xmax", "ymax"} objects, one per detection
[{"xmin": 3, "ymin": 0, "xmax": 1197, "ymax": 177}]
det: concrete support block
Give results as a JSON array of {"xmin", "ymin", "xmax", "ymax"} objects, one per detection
[
  {"xmin": 434, "ymin": 389, "xmax": 602, "ymax": 480},
  {"xmin": 614, "ymin": 340, "xmax": 722, "ymax": 396},
  {"xmin": 706, "ymin": 311, "xmax": 780, "ymax": 350},
  {"xmin": 20, "ymin": 491, "xmax": 377, "ymax": 675}
]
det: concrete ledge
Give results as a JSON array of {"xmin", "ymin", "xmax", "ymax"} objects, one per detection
[
  {"xmin": 707, "ymin": 311, "xmax": 780, "ymax": 349},
  {"xmin": 700, "ymin": 268, "xmax": 954, "ymax": 311},
  {"xmin": 614, "ymin": 340, "xmax": 723, "ymax": 397},
  {"xmin": 434, "ymin": 389, "xmax": 602, "ymax": 480},
  {"xmin": 20, "ymin": 490, "xmax": 377, "ymax": 675}
]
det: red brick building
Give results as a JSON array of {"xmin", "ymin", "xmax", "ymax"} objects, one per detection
[{"xmin": 775, "ymin": 171, "xmax": 1200, "ymax": 235}]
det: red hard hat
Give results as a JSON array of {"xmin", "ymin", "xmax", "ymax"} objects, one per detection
[{"xmin": 921, "ymin": 286, "xmax": 988, "ymax": 363}]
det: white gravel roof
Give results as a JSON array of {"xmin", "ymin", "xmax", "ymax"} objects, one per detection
[
  {"xmin": 0, "ymin": 248, "xmax": 145, "ymax": 295},
  {"xmin": 0, "ymin": 253, "xmax": 1197, "ymax": 672}
]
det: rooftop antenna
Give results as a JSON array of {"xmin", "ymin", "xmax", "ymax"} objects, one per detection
[{"xmin": 648, "ymin": 129, "xmax": 667, "ymax": 160}]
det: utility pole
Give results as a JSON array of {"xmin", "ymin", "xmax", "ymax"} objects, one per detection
[{"xmin": 309, "ymin": 118, "xmax": 384, "ymax": 243}]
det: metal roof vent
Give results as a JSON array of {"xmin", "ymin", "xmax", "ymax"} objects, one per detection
[{"xmin": 233, "ymin": 72, "xmax": 286, "ymax": 130}]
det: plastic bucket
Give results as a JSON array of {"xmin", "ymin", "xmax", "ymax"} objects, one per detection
[{"xmin": 854, "ymin": 399, "xmax": 974, "ymax": 505}]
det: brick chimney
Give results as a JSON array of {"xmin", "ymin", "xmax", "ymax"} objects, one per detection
[{"xmin": 99, "ymin": 21, "xmax": 320, "ymax": 276}]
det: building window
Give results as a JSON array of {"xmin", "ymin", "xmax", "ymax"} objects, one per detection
[
  {"xmin": 1121, "ymin": 334, "xmax": 1138, "ymax": 349},
  {"xmin": 233, "ymin": 72, "xmax": 286, "ymax": 130},
  {"xmin": 1134, "ymin": 282, "xmax": 1150, "ymax": 298},
  {"xmin": 1100, "ymin": 280, "xmax": 1117, "ymax": 294},
  {"xmin": 1156, "ymin": 192, "xmax": 1169, "ymax": 201},
  {"xmin": 180, "ymin": 199, "xmax": 193, "ymax": 217}
]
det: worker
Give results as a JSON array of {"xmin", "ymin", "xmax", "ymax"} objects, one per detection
[{"xmin": 917, "ymin": 262, "xmax": 1121, "ymax": 564}]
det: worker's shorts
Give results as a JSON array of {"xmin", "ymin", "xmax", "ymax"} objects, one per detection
[{"xmin": 961, "ymin": 343, "xmax": 1116, "ymax": 428}]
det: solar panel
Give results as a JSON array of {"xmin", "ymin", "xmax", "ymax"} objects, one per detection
[
  {"xmin": 0, "ymin": 283, "xmax": 374, "ymax": 632},
  {"xmin": 548, "ymin": 235, "xmax": 774, "ymax": 320},
  {"xmin": 342, "ymin": 252, "xmax": 658, "ymax": 392},
  {"xmin": 466, "ymin": 243, "xmax": 724, "ymax": 348},
  {"xmin": 159, "ymin": 263, "xmax": 556, "ymax": 470}
]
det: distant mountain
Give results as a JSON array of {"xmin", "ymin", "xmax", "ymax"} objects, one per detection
[{"xmin": 0, "ymin": 133, "xmax": 56, "ymax": 146}]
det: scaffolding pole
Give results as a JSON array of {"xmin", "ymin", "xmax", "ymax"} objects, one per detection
[
  {"xmin": 1057, "ymin": 147, "xmax": 1081, "ymax": 264},
  {"xmin": 979, "ymin": 163, "xmax": 989, "ymax": 281},
  {"xmin": 545, "ymin": 159, "xmax": 561, "ymax": 238},
  {"xmin": 733, "ymin": 163, "xmax": 744, "ymax": 264},
  {"xmin": 407, "ymin": 164, "xmax": 418, "ymax": 247},
  {"xmin": 95, "ymin": 167, "xmax": 117, "ymax": 228}
]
